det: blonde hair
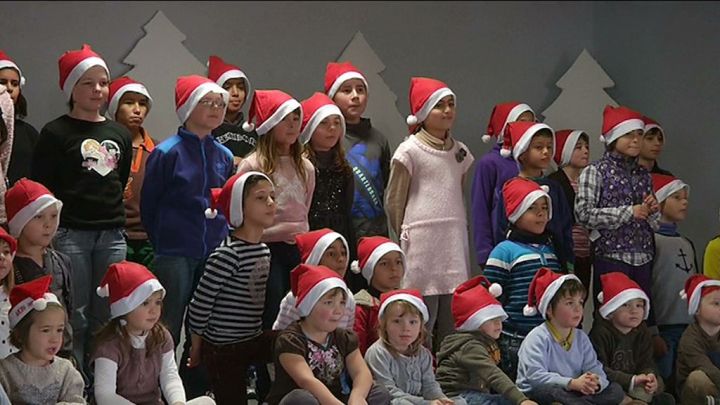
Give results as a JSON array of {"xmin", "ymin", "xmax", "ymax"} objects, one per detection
[
  {"xmin": 255, "ymin": 109, "xmax": 308, "ymax": 187},
  {"xmin": 378, "ymin": 300, "xmax": 427, "ymax": 357}
]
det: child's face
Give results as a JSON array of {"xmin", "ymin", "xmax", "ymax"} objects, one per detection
[
  {"xmin": 569, "ymin": 138, "xmax": 590, "ymax": 169},
  {"xmin": 514, "ymin": 197, "xmax": 550, "ymax": 235},
  {"xmin": 332, "ymin": 79, "xmax": 367, "ymax": 123},
  {"xmin": 698, "ymin": 289, "xmax": 720, "ymax": 327},
  {"xmin": 661, "ymin": 188, "xmax": 689, "ymax": 223},
  {"xmin": 309, "ymin": 114, "xmax": 343, "ymax": 152},
  {"xmin": 269, "ymin": 110, "xmax": 301, "ymax": 149},
  {"xmin": 71, "ymin": 65, "xmax": 109, "ymax": 113},
  {"xmin": 125, "ymin": 290, "xmax": 163, "ymax": 336},
  {"xmin": 519, "ymin": 134, "xmax": 553, "ymax": 171},
  {"xmin": 0, "ymin": 240, "xmax": 12, "ymax": 282},
  {"xmin": 423, "ymin": 95, "xmax": 455, "ymax": 135},
  {"xmin": 19, "ymin": 204, "xmax": 59, "ymax": 250},
  {"xmin": 640, "ymin": 130, "xmax": 664, "ymax": 162},
  {"xmin": 21, "ymin": 308, "xmax": 65, "ymax": 367},
  {"xmin": 306, "ymin": 289, "xmax": 347, "ymax": 333},
  {"xmin": 242, "ymin": 179, "xmax": 276, "ymax": 229},
  {"xmin": 115, "ymin": 92, "xmax": 149, "ymax": 131},
  {"xmin": 613, "ymin": 130, "xmax": 643, "ymax": 157},
  {"xmin": 547, "ymin": 293, "xmax": 584, "ymax": 329},
  {"xmin": 0, "ymin": 68, "xmax": 20, "ymax": 104},
  {"xmin": 319, "ymin": 239, "xmax": 348, "ymax": 278},
  {"xmin": 370, "ymin": 251, "xmax": 404, "ymax": 293},
  {"xmin": 383, "ymin": 303, "xmax": 422, "ymax": 353},
  {"xmin": 478, "ymin": 316, "xmax": 503, "ymax": 340},
  {"xmin": 609, "ymin": 298, "xmax": 645, "ymax": 333},
  {"xmin": 187, "ymin": 92, "xmax": 226, "ymax": 132},
  {"xmin": 222, "ymin": 78, "xmax": 247, "ymax": 114}
]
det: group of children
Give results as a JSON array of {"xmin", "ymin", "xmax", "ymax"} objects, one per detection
[{"xmin": 0, "ymin": 42, "xmax": 715, "ymax": 405}]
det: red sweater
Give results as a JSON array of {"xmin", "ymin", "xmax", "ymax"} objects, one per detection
[{"xmin": 352, "ymin": 289, "xmax": 380, "ymax": 355}]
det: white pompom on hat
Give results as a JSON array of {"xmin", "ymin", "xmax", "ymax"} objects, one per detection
[
  {"xmin": 350, "ymin": 236, "xmax": 404, "ymax": 283},
  {"xmin": 597, "ymin": 272, "xmax": 650, "ymax": 320},
  {"xmin": 405, "ymin": 77, "xmax": 455, "ymax": 133},
  {"xmin": 96, "ymin": 261, "xmax": 165, "ymax": 319},
  {"xmin": 452, "ymin": 276, "xmax": 506, "ymax": 331},
  {"xmin": 9, "ymin": 275, "xmax": 61, "ymax": 328},
  {"xmin": 523, "ymin": 268, "xmax": 580, "ymax": 319},
  {"xmin": 501, "ymin": 177, "xmax": 552, "ymax": 224}
]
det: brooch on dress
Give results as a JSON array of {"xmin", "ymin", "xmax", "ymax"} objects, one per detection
[{"xmin": 455, "ymin": 148, "xmax": 467, "ymax": 163}]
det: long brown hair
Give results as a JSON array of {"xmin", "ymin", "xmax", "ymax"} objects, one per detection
[
  {"xmin": 304, "ymin": 135, "xmax": 352, "ymax": 177},
  {"xmin": 378, "ymin": 301, "xmax": 427, "ymax": 357},
  {"xmin": 255, "ymin": 110, "xmax": 308, "ymax": 187},
  {"xmin": 93, "ymin": 318, "xmax": 168, "ymax": 359}
]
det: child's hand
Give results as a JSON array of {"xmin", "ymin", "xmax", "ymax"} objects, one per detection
[
  {"xmin": 633, "ymin": 204, "xmax": 650, "ymax": 220},
  {"xmin": 644, "ymin": 194, "xmax": 659, "ymax": 214},
  {"xmin": 569, "ymin": 373, "xmax": 599, "ymax": 395},
  {"xmin": 520, "ymin": 401, "xmax": 539, "ymax": 405},
  {"xmin": 634, "ymin": 373, "xmax": 650, "ymax": 388},
  {"xmin": 346, "ymin": 395, "xmax": 368, "ymax": 405},
  {"xmin": 652, "ymin": 335, "xmax": 668, "ymax": 358},
  {"xmin": 644, "ymin": 373, "xmax": 658, "ymax": 394},
  {"xmin": 430, "ymin": 399, "xmax": 455, "ymax": 405}
]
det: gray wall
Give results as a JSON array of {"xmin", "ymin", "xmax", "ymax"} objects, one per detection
[{"xmin": 4, "ymin": 1, "xmax": 717, "ymax": 268}]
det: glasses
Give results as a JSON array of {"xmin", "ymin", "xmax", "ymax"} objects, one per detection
[{"xmin": 198, "ymin": 99, "xmax": 227, "ymax": 109}]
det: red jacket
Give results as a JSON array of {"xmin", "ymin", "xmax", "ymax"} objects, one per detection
[{"xmin": 352, "ymin": 289, "xmax": 380, "ymax": 355}]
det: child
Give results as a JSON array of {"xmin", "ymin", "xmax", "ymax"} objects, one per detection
[
  {"xmin": 495, "ymin": 121, "xmax": 575, "ymax": 271},
  {"xmin": 386, "ymin": 77, "xmax": 474, "ymax": 347},
  {"xmin": 300, "ymin": 92, "xmax": 358, "ymax": 289},
  {"xmin": 366, "ymin": 289, "xmax": 463, "ymax": 404},
  {"xmin": 237, "ymin": 89, "xmax": 315, "ymax": 329},
  {"xmin": 5, "ymin": 178, "xmax": 74, "ymax": 359},
  {"xmin": 0, "ymin": 275, "xmax": 85, "ymax": 404},
  {"xmin": 436, "ymin": 276, "xmax": 535, "ymax": 405},
  {"xmin": 208, "ymin": 55, "xmax": 258, "ymax": 167},
  {"xmin": 704, "ymin": 211, "xmax": 720, "ymax": 280},
  {"xmin": 650, "ymin": 174, "xmax": 696, "ymax": 389},
  {"xmin": 590, "ymin": 272, "xmax": 675, "ymax": 404},
  {"xmin": 325, "ymin": 61, "xmax": 391, "ymax": 239},
  {"xmin": 483, "ymin": 176, "xmax": 564, "ymax": 380},
  {"xmin": 472, "ymin": 101, "xmax": 534, "ymax": 268},
  {"xmin": 548, "ymin": 129, "xmax": 592, "ymax": 293},
  {"xmin": 638, "ymin": 116, "xmax": 672, "ymax": 175},
  {"xmin": 265, "ymin": 264, "xmax": 390, "ymax": 404},
  {"xmin": 273, "ymin": 228, "xmax": 355, "ymax": 331},
  {"xmin": 92, "ymin": 261, "xmax": 214, "ymax": 404},
  {"xmin": 575, "ymin": 105, "xmax": 660, "ymax": 312},
  {"xmin": 186, "ymin": 171, "xmax": 276, "ymax": 404},
  {"xmin": 0, "ymin": 50, "xmax": 38, "ymax": 186},
  {"xmin": 107, "ymin": 76, "xmax": 157, "ymax": 268},
  {"xmin": 351, "ymin": 236, "xmax": 405, "ymax": 354},
  {"xmin": 31, "ymin": 44, "xmax": 132, "ymax": 371},
  {"xmin": 516, "ymin": 268, "xmax": 624, "ymax": 404},
  {"xmin": 0, "ymin": 73, "xmax": 14, "ymax": 225},
  {"xmin": 0, "ymin": 228, "xmax": 15, "ymax": 359},
  {"xmin": 676, "ymin": 274, "xmax": 720, "ymax": 403}
]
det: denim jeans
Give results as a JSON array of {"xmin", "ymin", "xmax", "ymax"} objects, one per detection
[
  {"xmin": 656, "ymin": 324, "xmax": 687, "ymax": 380},
  {"xmin": 52, "ymin": 227, "xmax": 127, "ymax": 378},
  {"xmin": 497, "ymin": 329, "xmax": 526, "ymax": 382},
  {"xmin": 529, "ymin": 382, "xmax": 625, "ymax": 404},
  {"xmin": 460, "ymin": 390, "xmax": 510, "ymax": 405}
]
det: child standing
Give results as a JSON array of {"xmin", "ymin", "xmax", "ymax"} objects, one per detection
[
  {"xmin": 351, "ymin": 236, "xmax": 405, "ymax": 354},
  {"xmin": 186, "ymin": 171, "xmax": 276, "ymax": 404},
  {"xmin": 0, "ymin": 228, "xmax": 15, "ymax": 359},
  {"xmin": 436, "ymin": 276, "xmax": 535, "ymax": 405},
  {"xmin": 638, "ymin": 116, "xmax": 672, "ymax": 175},
  {"xmin": 92, "ymin": 261, "xmax": 214, "ymax": 404},
  {"xmin": 0, "ymin": 276, "xmax": 85, "ymax": 404},
  {"xmin": 265, "ymin": 264, "xmax": 390, "ymax": 405},
  {"xmin": 386, "ymin": 77, "xmax": 474, "ymax": 347},
  {"xmin": 366, "ymin": 289, "xmax": 463, "ymax": 404},
  {"xmin": 31, "ymin": 44, "xmax": 132, "ymax": 372},
  {"xmin": 273, "ymin": 228, "xmax": 355, "ymax": 331},
  {"xmin": 472, "ymin": 101, "xmax": 535, "ymax": 268},
  {"xmin": 516, "ymin": 269, "xmax": 624, "ymax": 404},
  {"xmin": 107, "ymin": 76, "xmax": 157, "ymax": 269},
  {"xmin": 575, "ymin": 105, "xmax": 660, "ymax": 311},
  {"xmin": 483, "ymin": 177, "xmax": 564, "ymax": 380},
  {"xmin": 208, "ymin": 55, "xmax": 258, "ymax": 167},
  {"xmin": 325, "ymin": 61, "xmax": 391, "ymax": 239},
  {"xmin": 237, "ymin": 89, "xmax": 315, "ymax": 329}
]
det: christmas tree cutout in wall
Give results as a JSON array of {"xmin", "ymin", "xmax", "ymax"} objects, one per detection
[
  {"xmin": 541, "ymin": 49, "xmax": 619, "ymax": 162},
  {"xmin": 122, "ymin": 10, "xmax": 207, "ymax": 141},
  {"xmin": 336, "ymin": 32, "xmax": 406, "ymax": 151}
]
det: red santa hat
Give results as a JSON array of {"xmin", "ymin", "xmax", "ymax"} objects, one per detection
[
  {"xmin": 452, "ymin": 276, "xmax": 506, "ymax": 331},
  {"xmin": 642, "ymin": 116, "xmax": 664, "ymax": 138},
  {"xmin": 500, "ymin": 121, "xmax": 555, "ymax": 160},
  {"xmin": 597, "ymin": 272, "xmax": 650, "ymax": 320},
  {"xmin": 242, "ymin": 89, "xmax": 302, "ymax": 136},
  {"xmin": 5, "ymin": 178, "xmax": 63, "ymax": 238},
  {"xmin": 502, "ymin": 177, "xmax": 552, "ymax": 224},
  {"xmin": 291, "ymin": 264, "xmax": 353, "ymax": 317},
  {"xmin": 207, "ymin": 55, "xmax": 252, "ymax": 96},
  {"xmin": 9, "ymin": 275, "xmax": 61, "ymax": 328},
  {"xmin": 295, "ymin": 228, "xmax": 349, "ymax": 266},
  {"xmin": 0, "ymin": 228, "xmax": 16, "ymax": 260},
  {"xmin": 378, "ymin": 289, "xmax": 429, "ymax": 322},
  {"xmin": 106, "ymin": 76, "xmax": 153, "ymax": 120},
  {"xmin": 299, "ymin": 92, "xmax": 345, "ymax": 145},
  {"xmin": 405, "ymin": 77, "xmax": 455, "ymax": 133},
  {"xmin": 600, "ymin": 105, "xmax": 644, "ymax": 145},
  {"xmin": 175, "ymin": 75, "xmax": 229, "ymax": 124},
  {"xmin": 324, "ymin": 61, "xmax": 368, "ymax": 99},
  {"xmin": 523, "ymin": 268, "xmax": 580, "ymax": 319},
  {"xmin": 58, "ymin": 44, "xmax": 109, "ymax": 100},
  {"xmin": 553, "ymin": 129, "xmax": 587, "ymax": 167},
  {"xmin": 350, "ymin": 236, "xmax": 404, "ymax": 283},
  {"xmin": 681, "ymin": 274, "xmax": 720, "ymax": 316},
  {"xmin": 0, "ymin": 50, "xmax": 25, "ymax": 87},
  {"xmin": 482, "ymin": 102, "xmax": 535, "ymax": 143},
  {"xmin": 205, "ymin": 171, "xmax": 274, "ymax": 227},
  {"xmin": 96, "ymin": 261, "xmax": 165, "ymax": 319},
  {"xmin": 652, "ymin": 174, "xmax": 689, "ymax": 204}
]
